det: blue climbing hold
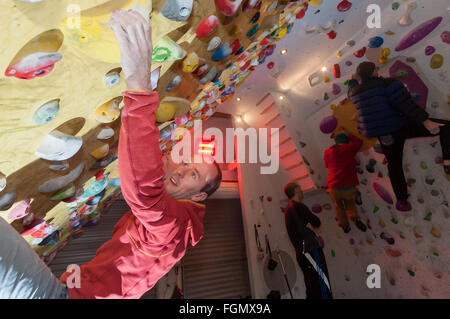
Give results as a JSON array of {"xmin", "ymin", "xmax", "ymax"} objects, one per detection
[{"xmin": 369, "ymin": 36, "xmax": 384, "ymax": 48}]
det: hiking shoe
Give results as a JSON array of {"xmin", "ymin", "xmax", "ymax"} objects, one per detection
[
  {"xmin": 354, "ymin": 219, "xmax": 367, "ymax": 232},
  {"xmin": 343, "ymin": 225, "xmax": 351, "ymax": 233},
  {"xmin": 396, "ymin": 200, "xmax": 412, "ymax": 212}
]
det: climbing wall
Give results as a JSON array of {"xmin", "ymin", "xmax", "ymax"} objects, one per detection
[
  {"xmin": 0, "ymin": 0, "xmax": 309, "ymax": 264},
  {"xmin": 284, "ymin": 0, "xmax": 450, "ymax": 297},
  {"xmin": 235, "ymin": 0, "xmax": 449, "ymax": 298}
]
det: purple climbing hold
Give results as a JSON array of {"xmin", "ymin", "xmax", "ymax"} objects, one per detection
[
  {"xmin": 373, "ymin": 182, "xmax": 394, "ymax": 204},
  {"xmin": 425, "ymin": 46, "xmax": 435, "ymax": 56},
  {"xmin": 345, "ymin": 60, "xmax": 353, "ymax": 66},
  {"xmin": 317, "ymin": 235, "xmax": 325, "ymax": 248},
  {"xmin": 312, "ymin": 204, "xmax": 323, "ymax": 214},
  {"xmin": 395, "ymin": 17, "xmax": 443, "ymax": 51},
  {"xmin": 319, "ymin": 116, "xmax": 338, "ymax": 134},
  {"xmin": 332, "ymin": 83, "xmax": 341, "ymax": 95}
]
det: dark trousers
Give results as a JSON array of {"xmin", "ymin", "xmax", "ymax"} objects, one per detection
[
  {"xmin": 379, "ymin": 118, "xmax": 450, "ymax": 201},
  {"xmin": 296, "ymin": 248, "xmax": 333, "ymax": 299}
]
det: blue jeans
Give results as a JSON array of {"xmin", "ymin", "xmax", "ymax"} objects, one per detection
[{"xmin": 0, "ymin": 217, "xmax": 68, "ymax": 299}]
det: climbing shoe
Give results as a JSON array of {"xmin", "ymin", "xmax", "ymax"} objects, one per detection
[
  {"xmin": 395, "ymin": 199, "xmax": 412, "ymax": 212},
  {"xmin": 354, "ymin": 219, "xmax": 367, "ymax": 232},
  {"xmin": 343, "ymin": 225, "xmax": 351, "ymax": 233}
]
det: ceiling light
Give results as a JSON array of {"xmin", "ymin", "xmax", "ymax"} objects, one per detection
[
  {"xmin": 321, "ymin": 66, "xmax": 327, "ymax": 72},
  {"xmin": 236, "ymin": 97, "xmax": 241, "ymax": 101},
  {"xmin": 280, "ymin": 49, "xmax": 287, "ymax": 55},
  {"xmin": 236, "ymin": 115, "xmax": 242, "ymax": 123},
  {"xmin": 279, "ymin": 96, "xmax": 284, "ymax": 100}
]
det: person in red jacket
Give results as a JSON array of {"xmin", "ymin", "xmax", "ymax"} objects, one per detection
[
  {"xmin": 324, "ymin": 132, "xmax": 366, "ymax": 233},
  {"xmin": 0, "ymin": 9, "xmax": 221, "ymax": 299}
]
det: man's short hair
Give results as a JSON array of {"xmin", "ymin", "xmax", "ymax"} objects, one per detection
[
  {"xmin": 201, "ymin": 161, "xmax": 222, "ymax": 197},
  {"xmin": 284, "ymin": 182, "xmax": 300, "ymax": 199}
]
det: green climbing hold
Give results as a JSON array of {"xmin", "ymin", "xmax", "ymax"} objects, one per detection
[
  {"xmin": 246, "ymin": 24, "xmax": 259, "ymax": 38},
  {"xmin": 425, "ymin": 177, "xmax": 435, "ymax": 185},
  {"xmin": 395, "ymin": 69, "xmax": 408, "ymax": 78},
  {"xmin": 331, "ymin": 250, "xmax": 336, "ymax": 257},
  {"xmin": 344, "ymin": 79, "xmax": 349, "ymax": 86},
  {"xmin": 271, "ymin": 28, "xmax": 280, "ymax": 39},
  {"xmin": 408, "ymin": 269, "xmax": 415, "ymax": 277},
  {"xmin": 420, "ymin": 161, "xmax": 428, "ymax": 169},
  {"xmin": 373, "ymin": 205, "xmax": 380, "ymax": 213},
  {"xmin": 392, "ymin": 2, "xmax": 400, "ymax": 10},
  {"xmin": 300, "ymin": 141, "xmax": 306, "ymax": 148},
  {"xmin": 424, "ymin": 212, "xmax": 432, "ymax": 221},
  {"xmin": 433, "ymin": 251, "xmax": 439, "ymax": 256},
  {"xmin": 390, "ymin": 217, "xmax": 398, "ymax": 224}
]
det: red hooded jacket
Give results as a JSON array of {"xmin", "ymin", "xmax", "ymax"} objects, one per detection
[
  {"xmin": 324, "ymin": 134, "xmax": 363, "ymax": 189},
  {"xmin": 60, "ymin": 91, "xmax": 205, "ymax": 298}
]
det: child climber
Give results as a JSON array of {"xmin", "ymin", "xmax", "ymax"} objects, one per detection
[
  {"xmin": 324, "ymin": 132, "xmax": 367, "ymax": 233},
  {"xmin": 348, "ymin": 61, "xmax": 450, "ymax": 212}
]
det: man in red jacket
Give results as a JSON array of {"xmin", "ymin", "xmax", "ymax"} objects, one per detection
[
  {"xmin": 0, "ymin": 9, "xmax": 221, "ymax": 299},
  {"xmin": 324, "ymin": 132, "xmax": 366, "ymax": 233}
]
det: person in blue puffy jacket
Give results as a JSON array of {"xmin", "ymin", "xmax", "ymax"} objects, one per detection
[{"xmin": 348, "ymin": 61, "xmax": 450, "ymax": 212}]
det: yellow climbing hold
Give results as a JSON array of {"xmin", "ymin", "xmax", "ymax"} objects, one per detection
[
  {"xmin": 90, "ymin": 144, "xmax": 109, "ymax": 160},
  {"xmin": 330, "ymin": 104, "xmax": 337, "ymax": 111},
  {"xmin": 323, "ymin": 76, "xmax": 330, "ymax": 83},
  {"xmin": 385, "ymin": 30, "xmax": 395, "ymax": 35},
  {"xmin": 182, "ymin": 52, "xmax": 200, "ymax": 73},
  {"xmin": 309, "ymin": 0, "xmax": 323, "ymax": 6},
  {"xmin": 155, "ymin": 103, "xmax": 176, "ymax": 123},
  {"xmin": 379, "ymin": 219, "xmax": 386, "ymax": 228},
  {"xmin": 337, "ymin": 51, "xmax": 342, "ymax": 57},
  {"xmin": 430, "ymin": 54, "xmax": 443, "ymax": 69},
  {"xmin": 430, "ymin": 227, "xmax": 441, "ymax": 238}
]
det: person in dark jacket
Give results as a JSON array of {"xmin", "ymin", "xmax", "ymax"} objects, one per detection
[
  {"xmin": 348, "ymin": 61, "xmax": 450, "ymax": 212},
  {"xmin": 283, "ymin": 182, "xmax": 333, "ymax": 299},
  {"xmin": 324, "ymin": 132, "xmax": 367, "ymax": 233}
]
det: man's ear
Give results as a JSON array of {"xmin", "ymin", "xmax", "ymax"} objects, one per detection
[{"xmin": 190, "ymin": 192, "xmax": 208, "ymax": 202}]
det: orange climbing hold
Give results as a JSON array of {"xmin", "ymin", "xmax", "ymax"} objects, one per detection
[{"xmin": 386, "ymin": 249, "xmax": 402, "ymax": 257}]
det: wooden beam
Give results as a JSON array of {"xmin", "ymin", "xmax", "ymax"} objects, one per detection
[
  {"xmin": 259, "ymin": 102, "xmax": 275, "ymax": 115},
  {"xmin": 279, "ymin": 136, "xmax": 291, "ymax": 146},
  {"xmin": 280, "ymin": 148, "xmax": 297, "ymax": 159},
  {"xmin": 286, "ymin": 161, "xmax": 303, "ymax": 170},
  {"xmin": 212, "ymin": 112, "xmax": 232, "ymax": 118},
  {"xmin": 292, "ymin": 173, "xmax": 309, "ymax": 182},
  {"xmin": 256, "ymin": 92, "xmax": 271, "ymax": 106},
  {"xmin": 265, "ymin": 113, "xmax": 279, "ymax": 126}
]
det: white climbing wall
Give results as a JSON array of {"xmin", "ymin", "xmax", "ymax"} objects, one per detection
[{"xmin": 234, "ymin": 0, "xmax": 450, "ymax": 298}]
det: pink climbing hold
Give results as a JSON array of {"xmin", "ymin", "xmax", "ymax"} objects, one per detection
[
  {"xmin": 8, "ymin": 199, "xmax": 31, "ymax": 221},
  {"xmin": 442, "ymin": 31, "xmax": 450, "ymax": 44},
  {"xmin": 425, "ymin": 46, "xmax": 435, "ymax": 56},
  {"xmin": 373, "ymin": 182, "xmax": 394, "ymax": 204},
  {"xmin": 395, "ymin": 17, "xmax": 443, "ymax": 51},
  {"xmin": 332, "ymin": 83, "xmax": 341, "ymax": 95},
  {"xmin": 319, "ymin": 116, "xmax": 338, "ymax": 134}
]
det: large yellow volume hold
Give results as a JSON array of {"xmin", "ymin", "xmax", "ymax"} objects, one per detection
[{"xmin": 155, "ymin": 103, "xmax": 176, "ymax": 123}]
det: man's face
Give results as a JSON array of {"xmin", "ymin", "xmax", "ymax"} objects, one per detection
[{"xmin": 164, "ymin": 161, "xmax": 218, "ymax": 201}]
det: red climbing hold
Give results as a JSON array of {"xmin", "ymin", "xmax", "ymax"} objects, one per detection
[
  {"xmin": 353, "ymin": 47, "xmax": 367, "ymax": 58},
  {"xmin": 337, "ymin": 0, "xmax": 352, "ymax": 12},
  {"xmin": 386, "ymin": 249, "xmax": 402, "ymax": 257},
  {"xmin": 327, "ymin": 30, "xmax": 337, "ymax": 40},
  {"xmin": 333, "ymin": 64, "xmax": 341, "ymax": 78},
  {"xmin": 267, "ymin": 196, "xmax": 272, "ymax": 202},
  {"xmin": 267, "ymin": 62, "xmax": 274, "ymax": 69}
]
